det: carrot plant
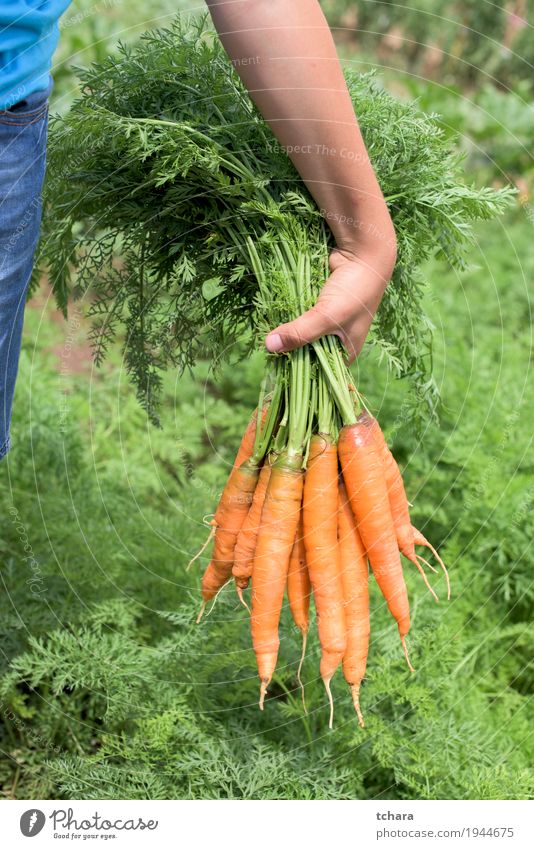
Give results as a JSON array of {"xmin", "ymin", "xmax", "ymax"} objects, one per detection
[
  {"xmin": 35, "ymin": 15, "xmax": 515, "ymax": 727},
  {"xmin": 2, "ymin": 205, "xmax": 533, "ymax": 796},
  {"xmin": 37, "ymin": 15, "xmax": 513, "ymax": 425}
]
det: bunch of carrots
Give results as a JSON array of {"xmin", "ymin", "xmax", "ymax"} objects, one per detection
[
  {"xmin": 192, "ymin": 324, "xmax": 449, "ymax": 728},
  {"xmin": 40, "ymin": 20, "xmax": 510, "ymax": 727}
]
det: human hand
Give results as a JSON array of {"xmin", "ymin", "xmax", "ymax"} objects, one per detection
[{"xmin": 265, "ymin": 231, "xmax": 397, "ymax": 362}]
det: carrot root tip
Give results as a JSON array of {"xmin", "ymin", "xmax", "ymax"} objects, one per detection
[
  {"xmin": 205, "ymin": 577, "xmax": 233, "ymax": 620},
  {"xmin": 401, "ymin": 635, "xmax": 416, "ymax": 673},
  {"xmin": 415, "ymin": 553, "xmax": 438, "ymax": 574},
  {"xmin": 350, "ymin": 684, "xmax": 365, "ymax": 728},
  {"xmin": 187, "ymin": 526, "xmax": 215, "ymax": 572},
  {"xmin": 259, "ymin": 679, "xmax": 269, "ymax": 711},
  {"xmin": 236, "ymin": 586, "xmax": 251, "ymax": 614},
  {"xmin": 414, "ymin": 531, "xmax": 451, "ymax": 600},
  {"xmin": 322, "ymin": 673, "xmax": 335, "ymax": 730},
  {"xmin": 297, "ymin": 630, "xmax": 308, "ymax": 715},
  {"xmin": 412, "ymin": 556, "xmax": 439, "ymax": 602},
  {"xmin": 195, "ymin": 602, "xmax": 206, "ymax": 625}
]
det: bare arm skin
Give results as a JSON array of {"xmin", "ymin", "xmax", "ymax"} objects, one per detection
[{"xmin": 205, "ymin": 0, "xmax": 397, "ymax": 360}]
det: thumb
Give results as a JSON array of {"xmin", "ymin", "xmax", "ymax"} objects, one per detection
[{"xmin": 265, "ymin": 306, "xmax": 334, "ymax": 354}]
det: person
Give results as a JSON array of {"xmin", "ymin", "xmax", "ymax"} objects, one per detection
[{"xmin": 0, "ymin": 0, "xmax": 396, "ymax": 461}]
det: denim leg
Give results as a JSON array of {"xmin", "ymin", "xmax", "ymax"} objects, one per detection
[{"xmin": 0, "ymin": 85, "xmax": 50, "ymax": 459}]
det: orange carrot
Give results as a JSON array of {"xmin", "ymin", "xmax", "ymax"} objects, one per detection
[
  {"xmin": 364, "ymin": 413, "xmax": 449, "ymax": 599},
  {"xmin": 338, "ymin": 481, "xmax": 369, "ymax": 727},
  {"xmin": 251, "ymin": 455, "xmax": 304, "ymax": 708},
  {"xmin": 303, "ymin": 435, "xmax": 347, "ymax": 726},
  {"xmin": 364, "ymin": 414, "xmax": 415, "ymax": 557},
  {"xmin": 233, "ymin": 459, "xmax": 272, "ymax": 596},
  {"xmin": 231, "ymin": 404, "xmax": 268, "ymax": 474},
  {"xmin": 338, "ymin": 419, "xmax": 413, "ymax": 671},
  {"xmin": 287, "ymin": 515, "xmax": 311, "ymax": 635},
  {"xmin": 287, "ymin": 514, "xmax": 311, "ymax": 709},
  {"xmin": 200, "ymin": 460, "xmax": 259, "ymax": 608},
  {"xmin": 189, "ymin": 405, "xmax": 267, "ymax": 575}
]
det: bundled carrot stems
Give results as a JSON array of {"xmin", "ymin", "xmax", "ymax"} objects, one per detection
[{"xmin": 195, "ymin": 228, "xmax": 449, "ymax": 729}]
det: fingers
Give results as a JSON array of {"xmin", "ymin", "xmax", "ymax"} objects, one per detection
[
  {"xmin": 264, "ymin": 250, "xmax": 390, "ymax": 358},
  {"xmin": 264, "ymin": 289, "xmax": 371, "ymax": 358},
  {"xmin": 265, "ymin": 306, "xmax": 336, "ymax": 354},
  {"xmin": 340, "ymin": 312, "xmax": 374, "ymax": 363},
  {"xmin": 265, "ymin": 301, "xmax": 372, "ymax": 361}
]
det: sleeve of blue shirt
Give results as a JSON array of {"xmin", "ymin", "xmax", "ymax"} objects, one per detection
[{"xmin": 0, "ymin": 1, "xmax": 73, "ymax": 111}]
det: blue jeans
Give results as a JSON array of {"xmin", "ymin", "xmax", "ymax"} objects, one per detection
[{"xmin": 0, "ymin": 83, "xmax": 50, "ymax": 459}]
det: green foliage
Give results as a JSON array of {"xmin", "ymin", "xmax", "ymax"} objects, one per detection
[
  {"xmin": 324, "ymin": 0, "xmax": 534, "ymax": 95},
  {"xmin": 2, "ymin": 211, "xmax": 533, "ymax": 800},
  {"xmin": 328, "ymin": 3, "xmax": 534, "ymax": 185},
  {"xmin": 396, "ymin": 78, "xmax": 534, "ymax": 185},
  {"xmin": 51, "ymin": 0, "xmax": 195, "ymax": 110},
  {"xmin": 37, "ymin": 15, "xmax": 513, "ymax": 425}
]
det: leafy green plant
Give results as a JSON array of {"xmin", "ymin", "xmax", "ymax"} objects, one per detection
[
  {"xmin": 37, "ymin": 15, "xmax": 513, "ymax": 425},
  {"xmin": 51, "ymin": 0, "xmax": 195, "ymax": 110},
  {"xmin": 4, "ymin": 13, "xmax": 530, "ymax": 802},
  {"xmin": 324, "ymin": 0, "xmax": 534, "ymax": 95},
  {"xmin": 396, "ymin": 78, "xmax": 534, "ymax": 185},
  {"xmin": 2, "ymin": 210, "xmax": 533, "ymax": 800}
]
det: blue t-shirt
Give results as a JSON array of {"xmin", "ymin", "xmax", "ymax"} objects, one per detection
[{"xmin": 0, "ymin": 1, "xmax": 72, "ymax": 111}]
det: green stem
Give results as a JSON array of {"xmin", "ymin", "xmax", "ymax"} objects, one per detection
[
  {"xmin": 326, "ymin": 334, "xmax": 363, "ymax": 416},
  {"xmin": 317, "ymin": 368, "xmax": 333, "ymax": 436},
  {"xmin": 273, "ymin": 241, "xmax": 299, "ymax": 317},
  {"xmin": 115, "ymin": 112, "xmax": 274, "ymax": 205},
  {"xmin": 280, "ymin": 238, "xmax": 298, "ymax": 273},
  {"xmin": 313, "ymin": 339, "xmax": 355, "ymax": 425},
  {"xmin": 303, "ymin": 370, "xmax": 317, "ymax": 467},
  {"xmin": 286, "ymin": 346, "xmax": 310, "ymax": 460},
  {"xmin": 273, "ymin": 381, "xmax": 289, "ymax": 455},
  {"xmin": 255, "ymin": 374, "xmax": 268, "ymax": 434},
  {"xmin": 251, "ymin": 364, "xmax": 284, "ymax": 463}
]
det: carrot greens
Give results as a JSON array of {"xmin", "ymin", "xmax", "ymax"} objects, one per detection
[
  {"xmin": 34, "ymin": 15, "xmax": 515, "ymax": 724},
  {"xmin": 36, "ymin": 15, "xmax": 513, "ymax": 426}
]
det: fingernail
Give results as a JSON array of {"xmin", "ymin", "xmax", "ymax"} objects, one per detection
[{"xmin": 265, "ymin": 333, "xmax": 284, "ymax": 353}]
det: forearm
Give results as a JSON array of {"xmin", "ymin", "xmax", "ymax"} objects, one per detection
[{"xmin": 205, "ymin": 0, "xmax": 396, "ymax": 262}]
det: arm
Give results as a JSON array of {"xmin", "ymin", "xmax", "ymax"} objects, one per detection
[{"xmin": 205, "ymin": 0, "xmax": 396, "ymax": 359}]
